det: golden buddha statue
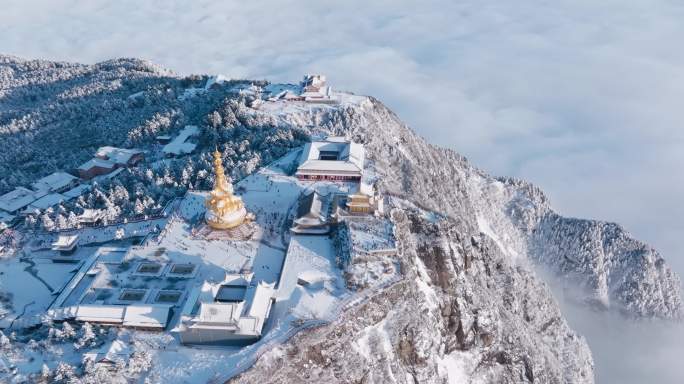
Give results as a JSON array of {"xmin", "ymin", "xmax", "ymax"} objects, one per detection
[{"xmin": 205, "ymin": 150, "xmax": 247, "ymax": 229}]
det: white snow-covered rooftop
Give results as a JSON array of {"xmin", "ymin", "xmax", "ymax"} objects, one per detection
[
  {"xmin": 0, "ymin": 187, "xmax": 46, "ymax": 213},
  {"xmin": 122, "ymin": 304, "xmax": 171, "ymax": 329},
  {"xmin": 78, "ymin": 158, "xmax": 115, "ymax": 171},
  {"xmin": 296, "ymin": 191, "xmax": 323, "ymax": 220},
  {"xmin": 245, "ymin": 281, "xmax": 275, "ymax": 332},
  {"xmin": 299, "ymin": 74, "xmax": 336, "ymax": 103},
  {"xmin": 0, "ymin": 210, "xmax": 15, "ymax": 224},
  {"xmin": 163, "ymin": 125, "xmax": 199, "ymax": 156},
  {"xmin": 27, "ymin": 192, "xmax": 65, "ymax": 211},
  {"xmin": 52, "ymin": 234, "xmax": 79, "ymax": 251},
  {"xmin": 63, "ymin": 184, "xmax": 92, "ymax": 198},
  {"xmin": 78, "ymin": 209, "xmax": 103, "ymax": 223},
  {"xmin": 197, "ymin": 302, "xmax": 238, "ymax": 325},
  {"xmin": 291, "ymin": 191, "xmax": 330, "ymax": 234},
  {"xmin": 302, "ymin": 74, "xmax": 327, "ymax": 88},
  {"xmin": 76, "ymin": 305, "xmax": 125, "ymax": 324},
  {"xmin": 96, "ymin": 146, "xmax": 143, "ymax": 165},
  {"xmin": 178, "ymin": 272, "xmax": 276, "ymax": 342},
  {"xmin": 31, "ymin": 172, "xmax": 78, "ymax": 193},
  {"xmin": 296, "ymin": 137, "xmax": 364, "ymax": 176},
  {"xmin": 93, "ymin": 167, "xmax": 124, "ymax": 181}
]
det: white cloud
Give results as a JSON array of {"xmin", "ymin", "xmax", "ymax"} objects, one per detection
[
  {"xmin": 2, "ymin": 0, "xmax": 684, "ymax": 381},
  {"xmin": 547, "ymin": 269, "xmax": 684, "ymax": 384}
]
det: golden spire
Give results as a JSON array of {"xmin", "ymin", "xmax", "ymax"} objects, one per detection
[
  {"xmin": 212, "ymin": 149, "xmax": 230, "ymax": 192},
  {"xmin": 205, "ymin": 149, "xmax": 248, "ymax": 229}
]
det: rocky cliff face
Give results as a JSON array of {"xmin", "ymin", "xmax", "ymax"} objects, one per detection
[{"xmin": 232, "ymin": 209, "xmax": 594, "ymax": 383}]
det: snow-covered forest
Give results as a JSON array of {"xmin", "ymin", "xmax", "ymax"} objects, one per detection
[{"xmin": 1, "ymin": 55, "xmax": 307, "ymax": 230}]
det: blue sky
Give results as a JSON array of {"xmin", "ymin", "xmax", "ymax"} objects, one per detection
[{"xmin": 2, "ymin": 1, "xmax": 684, "ymax": 381}]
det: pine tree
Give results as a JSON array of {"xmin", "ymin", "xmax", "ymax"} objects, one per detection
[
  {"xmin": 74, "ymin": 322, "xmax": 97, "ymax": 350},
  {"xmin": 41, "ymin": 213, "xmax": 55, "ymax": 231},
  {"xmin": 134, "ymin": 198, "xmax": 145, "ymax": 215},
  {"xmin": 55, "ymin": 214, "xmax": 68, "ymax": 230},
  {"xmin": 0, "ymin": 330, "xmax": 10, "ymax": 349}
]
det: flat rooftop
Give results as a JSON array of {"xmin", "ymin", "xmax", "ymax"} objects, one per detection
[{"xmin": 216, "ymin": 285, "xmax": 247, "ymax": 303}]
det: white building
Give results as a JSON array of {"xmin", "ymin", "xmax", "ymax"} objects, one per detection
[
  {"xmin": 78, "ymin": 146, "xmax": 144, "ymax": 180},
  {"xmin": 95, "ymin": 146, "xmax": 144, "ymax": 167},
  {"xmin": 176, "ymin": 273, "xmax": 275, "ymax": 345},
  {"xmin": 300, "ymin": 74, "xmax": 336, "ymax": 103},
  {"xmin": 52, "ymin": 234, "xmax": 79, "ymax": 254},
  {"xmin": 78, "ymin": 209, "xmax": 104, "ymax": 225},
  {"xmin": 31, "ymin": 172, "xmax": 79, "ymax": 193},
  {"xmin": 75, "ymin": 305, "xmax": 125, "ymax": 325},
  {"xmin": 163, "ymin": 125, "xmax": 200, "ymax": 157},
  {"xmin": 63, "ymin": 184, "xmax": 92, "ymax": 199},
  {"xmin": 25, "ymin": 193, "xmax": 66, "ymax": 213},
  {"xmin": 0, "ymin": 187, "xmax": 46, "ymax": 214},
  {"xmin": 302, "ymin": 74, "xmax": 326, "ymax": 90},
  {"xmin": 77, "ymin": 158, "xmax": 116, "ymax": 180},
  {"xmin": 71, "ymin": 303, "xmax": 171, "ymax": 330},
  {"xmin": 122, "ymin": 304, "xmax": 172, "ymax": 330},
  {"xmin": 295, "ymin": 137, "xmax": 365, "ymax": 182}
]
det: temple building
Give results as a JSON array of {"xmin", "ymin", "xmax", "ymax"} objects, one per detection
[
  {"xmin": 291, "ymin": 191, "xmax": 330, "ymax": 234},
  {"xmin": 300, "ymin": 74, "xmax": 335, "ymax": 103},
  {"xmin": 295, "ymin": 137, "xmax": 364, "ymax": 181},
  {"xmin": 52, "ymin": 234, "xmax": 79, "ymax": 255},
  {"xmin": 176, "ymin": 273, "xmax": 276, "ymax": 345},
  {"xmin": 346, "ymin": 193, "xmax": 373, "ymax": 214},
  {"xmin": 205, "ymin": 150, "xmax": 248, "ymax": 230}
]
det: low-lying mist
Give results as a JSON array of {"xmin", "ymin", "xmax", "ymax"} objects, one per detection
[{"xmin": 540, "ymin": 267, "xmax": 684, "ymax": 383}]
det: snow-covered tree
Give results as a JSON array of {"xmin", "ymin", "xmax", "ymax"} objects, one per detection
[
  {"xmin": 127, "ymin": 350, "xmax": 152, "ymax": 375},
  {"xmin": 74, "ymin": 322, "xmax": 97, "ymax": 350},
  {"xmin": 49, "ymin": 322, "xmax": 76, "ymax": 341},
  {"xmin": 52, "ymin": 362, "xmax": 76, "ymax": 383},
  {"xmin": 40, "ymin": 364, "xmax": 51, "ymax": 380},
  {"xmin": 0, "ymin": 330, "xmax": 10, "ymax": 350},
  {"xmin": 40, "ymin": 213, "xmax": 55, "ymax": 231},
  {"xmin": 55, "ymin": 213, "xmax": 68, "ymax": 230},
  {"xmin": 134, "ymin": 198, "xmax": 145, "ymax": 215}
]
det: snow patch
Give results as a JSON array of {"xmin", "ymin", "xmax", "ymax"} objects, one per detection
[
  {"xmin": 414, "ymin": 256, "xmax": 439, "ymax": 310},
  {"xmin": 476, "ymin": 215, "xmax": 519, "ymax": 260},
  {"xmin": 437, "ymin": 350, "xmax": 480, "ymax": 384}
]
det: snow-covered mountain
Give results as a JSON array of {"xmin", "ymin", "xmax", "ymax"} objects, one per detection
[
  {"xmin": 264, "ymin": 97, "xmax": 681, "ymax": 320},
  {"xmin": 0, "ymin": 55, "xmax": 681, "ymax": 383}
]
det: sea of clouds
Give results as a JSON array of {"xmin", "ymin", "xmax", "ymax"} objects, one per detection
[{"xmin": 2, "ymin": 0, "xmax": 683, "ymax": 381}]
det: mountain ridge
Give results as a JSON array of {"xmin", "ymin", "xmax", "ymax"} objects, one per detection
[{"xmin": 0, "ymin": 55, "xmax": 680, "ymax": 382}]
